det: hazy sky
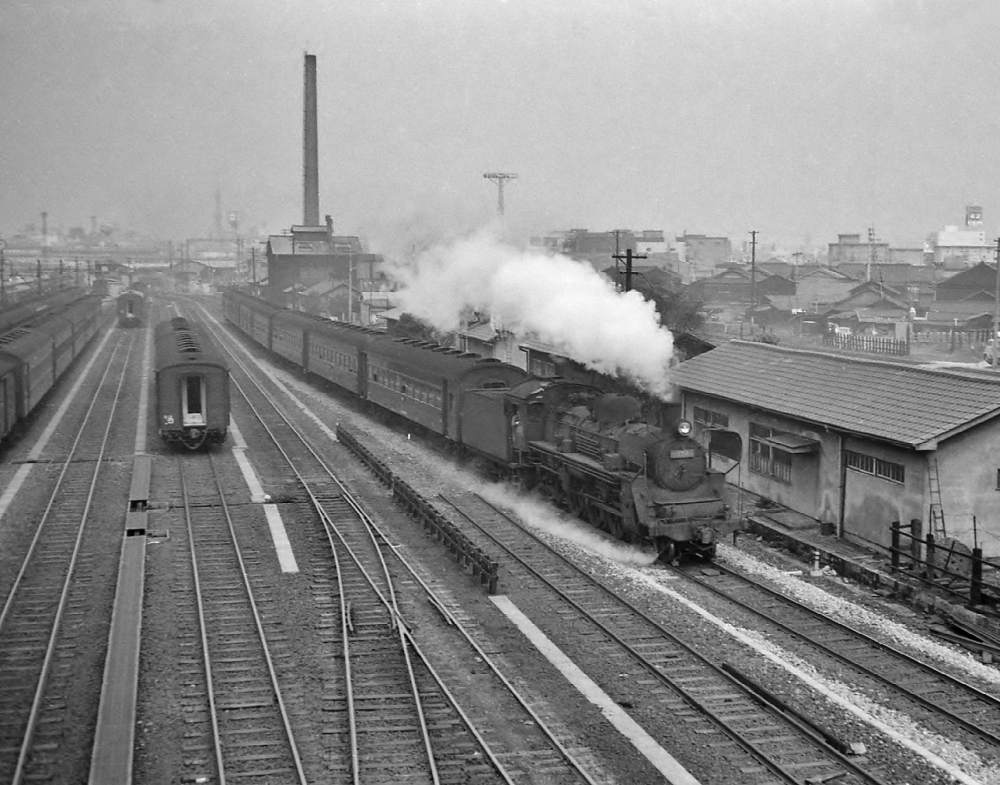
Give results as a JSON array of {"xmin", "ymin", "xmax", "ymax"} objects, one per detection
[{"xmin": 3, "ymin": 0, "xmax": 999, "ymax": 253}]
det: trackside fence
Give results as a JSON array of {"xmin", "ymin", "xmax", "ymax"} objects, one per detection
[
  {"xmin": 336, "ymin": 425, "xmax": 499, "ymax": 594},
  {"xmin": 822, "ymin": 333, "xmax": 909, "ymax": 356},
  {"xmin": 889, "ymin": 520, "xmax": 998, "ymax": 608}
]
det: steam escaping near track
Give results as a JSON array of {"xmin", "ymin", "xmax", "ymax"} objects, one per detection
[
  {"xmin": 479, "ymin": 483, "xmax": 659, "ymax": 567},
  {"xmin": 389, "ymin": 229, "xmax": 676, "ymax": 398}
]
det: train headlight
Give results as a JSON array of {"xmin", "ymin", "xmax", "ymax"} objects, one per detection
[{"xmin": 677, "ymin": 420, "xmax": 693, "ymax": 436}]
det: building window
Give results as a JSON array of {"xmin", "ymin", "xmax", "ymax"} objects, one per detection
[
  {"xmin": 749, "ymin": 422, "xmax": 792, "ymax": 483},
  {"xmin": 529, "ymin": 357, "xmax": 556, "ymax": 377},
  {"xmin": 845, "ymin": 449, "xmax": 904, "ymax": 484},
  {"xmin": 693, "ymin": 406, "xmax": 729, "ymax": 428}
]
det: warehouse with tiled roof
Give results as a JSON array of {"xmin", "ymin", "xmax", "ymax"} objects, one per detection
[{"xmin": 674, "ymin": 341, "xmax": 1000, "ymax": 557}]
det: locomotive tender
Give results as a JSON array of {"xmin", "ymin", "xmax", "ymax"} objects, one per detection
[
  {"xmin": 223, "ymin": 289, "xmax": 733, "ymax": 560},
  {"xmin": 154, "ymin": 316, "xmax": 229, "ymax": 449}
]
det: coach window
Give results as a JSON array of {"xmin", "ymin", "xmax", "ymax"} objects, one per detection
[{"xmin": 182, "ymin": 375, "xmax": 206, "ymax": 427}]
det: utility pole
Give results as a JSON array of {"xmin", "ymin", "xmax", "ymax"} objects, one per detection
[
  {"xmin": 612, "ymin": 247, "xmax": 646, "ymax": 293},
  {"xmin": 867, "ymin": 226, "xmax": 879, "ymax": 282},
  {"xmin": 483, "ymin": 173, "xmax": 518, "ymax": 218},
  {"xmin": 348, "ymin": 255, "xmax": 355, "ymax": 323},
  {"xmin": 993, "ymin": 237, "xmax": 1000, "ymax": 369},
  {"xmin": 749, "ymin": 230, "xmax": 758, "ymax": 332},
  {"xmin": 0, "ymin": 239, "xmax": 6, "ymax": 306}
]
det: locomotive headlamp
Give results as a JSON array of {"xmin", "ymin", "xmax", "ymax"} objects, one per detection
[{"xmin": 677, "ymin": 420, "xmax": 693, "ymax": 436}]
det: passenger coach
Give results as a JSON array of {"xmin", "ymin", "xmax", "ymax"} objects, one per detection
[
  {"xmin": 0, "ymin": 294, "xmax": 104, "ymax": 442},
  {"xmin": 154, "ymin": 317, "xmax": 229, "ymax": 449},
  {"xmin": 117, "ymin": 290, "xmax": 148, "ymax": 327}
]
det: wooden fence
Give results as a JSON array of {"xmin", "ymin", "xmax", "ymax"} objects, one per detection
[
  {"xmin": 889, "ymin": 520, "xmax": 997, "ymax": 608},
  {"xmin": 337, "ymin": 424, "xmax": 500, "ymax": 594},
  {"xmin": 821, "ymin": 333, "xmax": 909, "ymax": 356},
  {"xmin": 911, "ymin": 328, "xmax": 994, "ymax": 350}
]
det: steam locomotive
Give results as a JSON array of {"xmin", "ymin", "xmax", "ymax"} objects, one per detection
[
  {"xmin": 462, "ymin": 377, "xmax": 733, "ymax": 560},
  {"xmin": 223, "ymin": 289, "xmax": 733, "ymax": 560}
]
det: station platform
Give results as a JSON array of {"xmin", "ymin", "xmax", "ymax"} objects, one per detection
[{"xmin": 728, "ymin": 489, "xmax": 1000, "ymax": 658}]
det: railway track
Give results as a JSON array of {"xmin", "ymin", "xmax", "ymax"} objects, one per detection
[
  {"xmin": 194, "ymin": 305, "xmax": 609, "ymax": 783},
  {"xmin": 440, "ymin": 492, "xmax": 898, "ymax": 785},
  {"xmin": 172, "ymin": 451, "xmax": 308, "ymax": 784},
  {"xmin": 670, "ymin": 559, "xmax": 1000, "ymax": 760},
  {"xmin": 0, "ymin": 331, "xmax": 135, "ymax": 785}
]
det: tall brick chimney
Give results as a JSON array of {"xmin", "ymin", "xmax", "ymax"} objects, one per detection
[{"xmin": 303, "ymin": 53, "xmax": 319, "ymax": 226}]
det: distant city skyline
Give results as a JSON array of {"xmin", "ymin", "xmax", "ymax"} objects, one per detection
[{"xmin": 3, "ymin": 1, "xmax": 1000, "ymax": 255}]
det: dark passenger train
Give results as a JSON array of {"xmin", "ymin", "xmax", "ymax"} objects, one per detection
[
  {"xmin": 154, "ymin": 316, "xmax": 229, "ymax": 449},
  {"xmin": 117, "ymin": 290, "xmax": 148, "ymax": 327},
  {"xmin": 0, "ymin": 294, "xmax": 105, "ymax": 443},
  {"xmin": 223, "ymin": 289, "xmax": 734, "ymax": 559}
]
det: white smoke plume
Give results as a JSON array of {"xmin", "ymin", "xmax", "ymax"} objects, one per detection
[{"xmin": 389, "ymin": 228, "xmax": 676, "ymax": 397}]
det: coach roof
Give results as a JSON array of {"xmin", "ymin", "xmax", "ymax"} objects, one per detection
[
  {"xmin": 674, "ymin": 340, "xmax": 1000, "ymax": 450},
  {"xmin": 368, "ymin": 336, "xmax": 516, "ymax": 377},
  {"xmin": 154, "ymin": 317, "xmax": 227, "ymax": 369}
]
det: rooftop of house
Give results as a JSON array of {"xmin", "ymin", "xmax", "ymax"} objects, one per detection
[{"xmin": 674, "ymin": 340, "xmax": 1000, "ymax": 449}]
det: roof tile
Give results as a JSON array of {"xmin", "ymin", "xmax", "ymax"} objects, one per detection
[{"xmin": 674, "ymin": 341, "xmax": 1000, "ymax": 447}]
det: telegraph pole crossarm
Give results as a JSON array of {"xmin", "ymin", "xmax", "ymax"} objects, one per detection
[
  {"xmin": 483, "ymin": 172, "xmax": 518, "ymax": 217},
  {"xmin": 612, "ymin": 247, "xmax": 646, "ymax": 293}
]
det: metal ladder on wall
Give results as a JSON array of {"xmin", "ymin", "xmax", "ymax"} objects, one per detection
[{"xmin": 927, "ymin": 458, "xmax": 946, "ymax": 538}]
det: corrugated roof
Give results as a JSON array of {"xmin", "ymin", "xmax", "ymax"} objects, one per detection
[
  {"xmin": 519, "ymin": 337, "xmax": 567, "ymax": 356},
  {"xmin": 460, "ymin": 322, "xmax": 500, "ymax": 342},
  {"xmin": 674, "ymin": 340, "xmax": 1000, "ymax": 448}
]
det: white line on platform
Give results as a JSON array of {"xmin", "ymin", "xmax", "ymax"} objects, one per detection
[
  {"xmin": 229, "ymin": 417, "xmax": 265, "ymax": 502},
  {"xmin": 229, "ymin": 415, "xmax": 297, "ymax": 572},
  {"xmin": 490, "ymin": 595, "xmax": 703, "ymax": 785},
  {"xmin": 264, "ymin": 504, "xmax": 298, "ymax": 573}
]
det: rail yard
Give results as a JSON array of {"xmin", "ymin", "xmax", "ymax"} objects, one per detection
[{"xmin": 0, "ymin": 290, "xmax": 995, "ymax": 785}]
